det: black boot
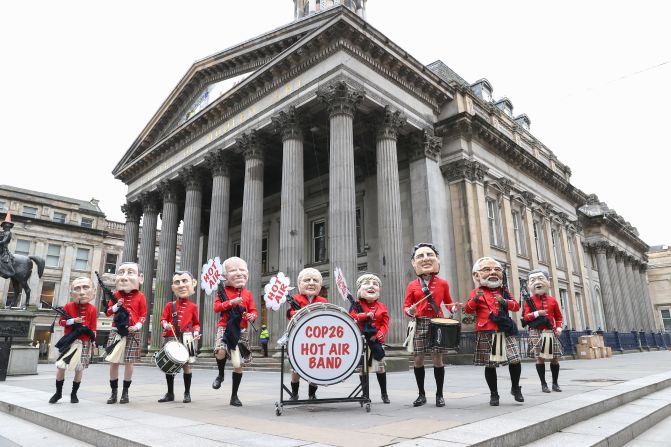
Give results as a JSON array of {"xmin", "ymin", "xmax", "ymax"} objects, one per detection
[
  {"xmin": 511, "ymin": 386, "xmax": 525, "ymax": 402},
  {"xmin": 159, "ymin": 374, "xmax": 175, "ymax": 402},
  {"xmin": 376, "ymin": 372, "xmax": 389, "ymax": 404},
  {"xmin": 551, "ymin": 363, "xmax": 562, "ymax": 392},
  {"xmin": 489, "ymin": 392, "xmax": 500, "ymax": 406},
  {"xmin": 485, "ymin": 367, "xmax": 498, "ymax": 406},
  {"xmin": 290, "ymin": 381, "xmax": 299, "ymax": 401},
  {"xmin": 413, "ymin": 366, "xmax": 426, "ymax": 407},
  {"xmin": 49, "ymin": 379, "xmax": 64, "ymax": 404},
  {"xmin": 213, "ymin": 358, "xmax": 226, "ymax": 389},
  {"xmin": 183, "ymin": 373, "xmax": 192, "ymax": 403},
  {"xmin": 509, "ymin": 363, "xmax": 524, "ymax": 402},
  {"xmin": 308, "ymin": 383, "xmax": 318, "ymax": 400},
  {"xmin": 536, "ymin": 364, "xmax": 550, "ymax": 393},
  {"xmin": 70, "ymin": 381, "xmax": 81, "ymax": 403},
  {"xmin": 120, "ymin": 380, "xmax": 131, "ymax": 404},
  {"xmin": 106, "ymin": 379, "xmax": 118, "ymax": 404},
  {"xmin": 230, "ymin": 372, "xmax": 243, "ymax": 406}
]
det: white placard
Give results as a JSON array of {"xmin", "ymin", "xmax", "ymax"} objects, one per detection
[
  {"xmin": 200, "ymin": 257, "xmax": 224, "ymax": 295},
  {"xmin": 333, "ymin": 267, "xmax": 350, "ymax": 303},
  {"xmin": 263, "ymin": 272, "xmax": 293, "ymax": 311}
]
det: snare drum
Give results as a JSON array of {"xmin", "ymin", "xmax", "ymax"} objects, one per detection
[
  {"xmin": 429, "ymin": 318, "xmax": 461, "ymax": 350},
  {"xmin": 154, "ymin": 340, "xmax": 189, "ymax": 375},
  {"xmin": 286, "ymin": 303, "xmax": 362, "ymax": 386}
]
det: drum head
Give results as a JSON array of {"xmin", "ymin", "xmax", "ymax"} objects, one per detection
[
  {"xmin": 431, "ymin": 318, "xmax": 460, "ymax": 324},
  {"xmin": 165, "ymin": 340, "xmax": 189, "ymax": 363},
  {"xmin": 287, "ymin": 304, "xmax": 362, "ymax": 386}
]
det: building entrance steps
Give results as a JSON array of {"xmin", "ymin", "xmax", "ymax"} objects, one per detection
[{"xmin": 1, "ymin": 351, "xmax": 671, "ymax": 446}]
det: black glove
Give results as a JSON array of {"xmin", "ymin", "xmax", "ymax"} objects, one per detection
[{"xmin": 290, "ymin": 299, "xmax": 301, "ymax": 311}]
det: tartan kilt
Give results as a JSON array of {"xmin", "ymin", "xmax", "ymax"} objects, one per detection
[
  {"xmin": 105, "ymin": 329, "xmax": 141, "ymax": 364},
  {"xmin": 527, "ymin": 329, "xmax": 563, "ymax": 360},
  {"xmin": 72, "ymin": 340, "xmax": 92, "ymax": 371},
  {"xmin": 413, "ymin": 317, "xmax": 451, "ymax": 354},
  {"xmin": 473, "ymin": 331, "xmax": 521, "ymax": 367},
  {"xmin": 214, "ymin": 326, "xmax": 252, "ymax": 365}
]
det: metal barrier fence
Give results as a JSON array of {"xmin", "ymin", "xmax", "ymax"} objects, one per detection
[{"xmin": 456, "ymin": 330, "xmax": 670, "ymax": 358}]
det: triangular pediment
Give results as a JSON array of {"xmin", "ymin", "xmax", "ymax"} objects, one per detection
[{"xmin": 114, "ymin": 5, "xmax": 454, "ymax": 182}]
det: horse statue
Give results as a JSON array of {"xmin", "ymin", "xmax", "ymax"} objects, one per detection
[{"xmin": 1, "ymin": 212, "xmax": 45, "ymax": 308}]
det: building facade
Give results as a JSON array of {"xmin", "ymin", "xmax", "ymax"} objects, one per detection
[
  {"xmin": 111, "ymin": 4, "xmax": 658, "ymax": 349},
  {"xmin": 648, "ymin": 245, "xmax": 671, "ymax": 331}
]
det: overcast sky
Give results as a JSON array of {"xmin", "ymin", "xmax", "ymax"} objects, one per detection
[{"xmin": 1, "ymin": 1, "xmax": 668, "ymax": 246}]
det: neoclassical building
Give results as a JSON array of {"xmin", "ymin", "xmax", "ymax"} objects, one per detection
[{"xmin": 112, "ymin": 2, "xmax": 658, "ymax": 349}]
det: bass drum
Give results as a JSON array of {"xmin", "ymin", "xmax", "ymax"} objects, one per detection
[
  {"xmin": 287, "ymin": 303, "xmax": 362, "ymax": 386},
  {"xmin": 154, "ymin": 340, "xmax": 189, "ymax": 375}
]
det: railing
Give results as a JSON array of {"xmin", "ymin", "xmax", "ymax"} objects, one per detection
[{"xmin": 456, "ymin": 329, "xmax": 669, "ymax": 359}]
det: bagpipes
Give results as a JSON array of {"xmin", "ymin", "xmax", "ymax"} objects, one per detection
[
  {"xmin": 95, "ymin": 271, "xmax": 130, "ymax": 362},
  {"xmin": 486, "ymin": 265, "xmax": 519, "ymax": 337},
  {"xmin": 216, "ymin": 282, "xmax": 252, "ymax": 365},
  {"xmin": 42, "ymin": 300, "xmax": 96, "ymax": 370},
  {"xmin": 519, "ymin": 278, "xmax": 552, "ymax": 329}
]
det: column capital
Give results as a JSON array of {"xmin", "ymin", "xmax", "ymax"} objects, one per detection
[
  {"xmin": 158, "ymin": 180, "xmax": 180, "ymax": 204},
  {"xmin": 272, "ymin": 106, "xmax": 303, "ymax": 142},
  {"xmin": 121, "ymin": 201, "xmax": 142, "ymax": 223},
  {"xmin": 409, "ymin": 129, "xmax": 442, "ymax": 162},
  {"xmin": 376, "ymin": 106, "xmax": 406, "ymax": 141},
  {"xmin": 498, "ymin": 177, "xmax": 513, "ymax": 197},
  {"xmin": 179, "ymin": 166, "xmax": 205, "ymax": 191},
  {"xmin": 614, "ymin": 250, "xmax": 626, "ymax": 262},
  {"xmin": 205, "ymin": 149, "xmax": 231, "ymax": 177},
  {"xmin": 639, "ymin": 263, "xmax": 648, "ymax": 273},
  {"xmin": 594, "ymin": 241, "xmax": 611, "ymax": 255},
  {"xmin": 139, "ymin": 191, "xmax": 161, "ymax": 214},
  {"xmin": 317, "ymin": 80, "xmax": 364, "ymax": 118},
  {"xmin": 440, "ymin": 159, "xmax": 487, "ymax": 182},
  {"xmin": 521, "ymin": 190, "xmax": 536, "ymax": 205},
  {"xmin": 237, "ymin": 131, "xmax": 263, "ymax": 161}
]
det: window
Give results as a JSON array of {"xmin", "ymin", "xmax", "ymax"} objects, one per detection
[
  {"xmin": 486, "ymin": 198, "xmax": 503, "ymax": 248},
  {"xmin": 356, "ymin": 208, "xmax": 364, "ymax": 253},
  {"xmin": 312, "ymin": 219, "xmax": 327, "ymax": 263},
  {"xmin": 22, "ymin": 206, "xmax": 38, "ymax": 218},
  {"xmin": 661, "ymin": 309, "xmax": 671, "ymax": 331},
  {"xmin": 52, "ymin": 212, "xmax": 66, "ymax": 224},
  {"xmin": 104, "ymin": 253, "xmax": 118, "ymax": 274},
  {"xmin": 46, "ymin": 244, "xmax": 61, "ymax": 268},
  {"xmin": 559, "ymin": 289, "xmax": 571, "ymax": 329},
  {"xmin": 233, "ymin": 241, "xmax": 241, "ymax": 258},
  {"xmin": 512, "ymin": 210, "xmax": 527, "ymax": 256},
  {"xmin": 40, "ymin": 282, "xmax": 56, "ymax": 308},
  {"xmin": 15, "ymin": 239, "xmax": 31, "ymax": 256},
  {"xmin": 533, "ymin": 220, "xmax": 548, "ymax": 262},
  {"xmin": 74, "ymin": 247, "xmax": 90, "ymax": 270},
  {"xmin": 575, "ymin": 291, "xmax": 584, "ymax": 329},
  {"xmin": 81, "ymin": 217, "xmax": 94, "ymax": 228},
  {"xmin": 552, "ymin": 229, "xmax": 565, "ymax": 268},
  {"xmin": 261, "ymin": 237, "xmax": 268, "ymax": 273},
  {"xmin": 0, "ymin": 200, "xmax": 6, "ymax": 212}
]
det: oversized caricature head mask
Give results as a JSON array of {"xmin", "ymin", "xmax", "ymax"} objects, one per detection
[
  {"xmin": 528, "ymin": 269, "xmax": 550, "ymax": 296},
  {"xmin": 472, "ymin": 257, "xmax": 503, "ymax": 289},
  {"xmin": 223, "ymin": 257, "xmax": 249, "ymax": 289},
  {"xmin": 70, "ymin": 277, "xmax": 95, "ymax": 304},
  {"xmin": 172, "ymin": 271, "xmax": 197, "ymax": 299},
  {"xmin": 356, "ymin": 273, "xmax": 381, "ymax": 302},
  {"xmin": 411, "ymin": 243, "xmax": 440, "ymax": 276},
  {"xmin": 115, "ymin": 262, "xmax": 144, "ymax": 292},
  {"xmin": 297, "ymin": 268, "xmax": 322, "ymax": 297}
]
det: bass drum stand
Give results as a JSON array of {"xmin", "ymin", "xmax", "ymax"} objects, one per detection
[{"xmin": 275, "ymin": 336, "xmax": 371, "ymax": 416}]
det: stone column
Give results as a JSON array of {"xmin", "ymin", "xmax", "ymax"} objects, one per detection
[
  {"xmin": 375, "ymin": 106, "xmax": 406, "ymax": 344},
  {"xmin": 203, "ymin": 150, "xmax": 232, "ymax": 350},
  {"xmin": 498, "ymin": 179, "xmax": 521, "ymax": 324},
  {"xmin": 614, "ymin": 251, "xmax": 635, "ymax": 330},
  {"xmin": 58, "ymin": 243, "xmax": 76, "ymax": 307},
  {"xmin": 624, "ymin": 257, "xmax": 643, "ymax": 330},
  {"xmin": 121, "ymin": 202, "xmax": 142, "ymax": 263},
  {"xmin": 639, "ymin": 265, "xmax": 658, "ymax": 330},
  {"xmin": 409, "ymin": 131, "xmax": 444, "ymax": 249},
  {"xmin": 180, "ymin": 166, "xmax": 204, "ymax": 320},
  {"xmin": 273, "ymin": 107, "xmax": 304, "ymax": 339},
  {"xmin": 521, "ymin": 192, "xmax": 540, "ymax": 268},
  {"xmin": 559, "ymin": 225, "xmax": 584, "ymax": 329},
  {"xmin": 138, "ymin": 192, "xmax": 159, "ymax": 349},
  {"xmin": 318, "ymin": 80, "xmax": 364, "ymax": 291},
  {"xmin": 605, "ymin": 246, "xmax": 626, "ymax": 330},
  {"xmin": 541, "ymin": 211, "xmax": 560, "ymax": 304},
  {"xmin": 577, "ymin": 235, "xmax": 600, "ymax": 330},
  {"xmin": 594, "ymin": 242, "xmax": 618, "ymax": 331},
  {"xmin": 151, "ymin": 181, "xmax": 180, "ymax": 351},
  {"xmin": 239, "ymin": 131, "xmax": 264, "ymax": 341}
]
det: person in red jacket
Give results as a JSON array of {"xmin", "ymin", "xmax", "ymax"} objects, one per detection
[
  {"xmin": 158, "ymin": 271, "xmax": 201, "ymax": 404},
  {"xmin": 49, "ymin": 277, "xmax": 97, "ymax": 404},
  {"xmin": 105, "ymin": 262, "xmax": 147, "ymax": 404},
  {"xmin": 212, "ymin": 256, "xmax": 257, "ymax": 407},
  {"xmin": 286, "ymin": 267, "xmax": 328, "ymax": 400},
  {"xmin": 350, "ymin": 273, "xmax": 390, "ymax": 403},
  {"xmin": 464, "ymin": 257, "xmax": 523, "ymax": 406},
  {"xmin": 522, "ymin": 269, "xmax": 564, "ymax": 393},
  {"xmin": 403, "ymin": 243, "xmax": 460, "ymax": 408}
]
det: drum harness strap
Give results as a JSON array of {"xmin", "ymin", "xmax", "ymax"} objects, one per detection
[
  {"xmin": 418, "ymin": 277, "xmax": 440, "ymax": 316},
  {"xmin": 171, "ymin": 300, "xmax": 182, "ymax": 340}
]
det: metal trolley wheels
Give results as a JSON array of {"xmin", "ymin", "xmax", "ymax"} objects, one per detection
[{"xmin": 275, "ymin": 401, "xmax": 283, "ymax": 416}]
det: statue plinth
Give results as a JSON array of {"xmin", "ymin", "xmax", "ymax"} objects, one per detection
[{"xmin": 0, "ymin": 309, "xmax": 38, "ymax": 377}]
